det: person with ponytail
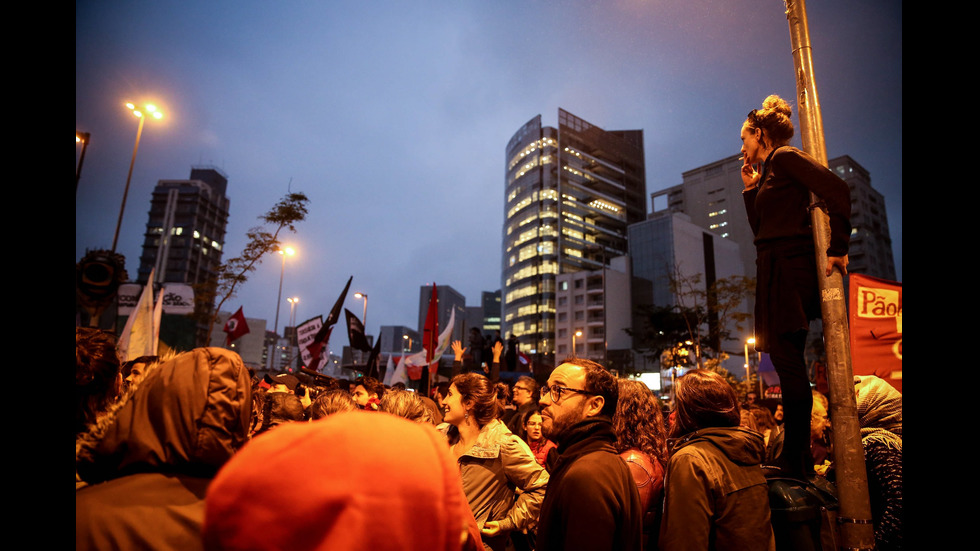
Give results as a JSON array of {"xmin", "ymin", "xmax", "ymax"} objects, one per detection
[
  {"xmin": 440, "ymin": 372, "xmax": 549, "ymax": 551},
  {"xmin": 740, "ymin": 94, "xmax": 851, "ymax": 479}
]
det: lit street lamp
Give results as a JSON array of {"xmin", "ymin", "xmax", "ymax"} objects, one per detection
[
  {"xmin": 572, "ymin": 330, "xmax": 583, "ymax": 357},
  {"xmin": 288, "ymin": 297, "xmax": 300, "ymax": 329},
  {"xmin": 354, "ymin": 292, "xmax": 368, "ymax": 329},
  {"xmin": 76, "ymin": 131, "xmax": 91, "ymax": 193},
  {"xmin": 273, "ymin": 246, "xmax": 296, "ymax": 337},
  {"xmin": 112, "ymin": 102, "xmax": 163, "ymax": 252}
]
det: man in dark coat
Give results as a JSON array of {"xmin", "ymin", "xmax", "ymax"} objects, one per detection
[{"xmin": 535, "ymin": 357, "xmax": 641, "ymax": 551}]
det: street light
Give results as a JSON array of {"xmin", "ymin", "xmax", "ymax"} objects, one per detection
[
  {"xmin": 76, "ymin": 131, "xmax": 91, "ymax": 194},
  {"xmin": 572, "ymin": 330, "xmax": 583, "ymax": 357},
  {"xmin": 403, "ymin": 334, "xmax": 413, "ymax": 353},
  {"xmin": 273, "ymin": 246, "xmax": 296, "ymax": 337},
  {"xmin": 288, "ymin": 297, "xmax": 300, "ymax": 328},
  {"xmin": 354, "ymin": 292, "xmax": 368, "ymax": 328},
  {"xmin": 112, "ymin": 102, "xmax": 163, "ymax": 252}
]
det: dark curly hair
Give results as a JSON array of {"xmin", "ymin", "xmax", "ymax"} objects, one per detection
[
  {"xmin": 75, "ymin": 327, "xmax": 121, "ymax": 435},
  {"xmin": 450, "ymin": 372, "xmax": 498, "ymax": 427},
  {"xmin": 745, "ymin": 94, "xmax": 794, "ymax": 150},
  {"xmin": 613, "ymin": 380, "xmax": 668, "ymax": 469}
]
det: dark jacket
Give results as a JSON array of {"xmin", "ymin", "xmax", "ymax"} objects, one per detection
[
  {"xmin": 659, "ymin": 427, "xmax": 776, "ymax": 551},
  {"xmin": 536, "ymin": 416, "xmax": 642, "ymax": 551},
  {"xmin": 76, "ymin": 347, "xmax": 252, "ymax": 551}
]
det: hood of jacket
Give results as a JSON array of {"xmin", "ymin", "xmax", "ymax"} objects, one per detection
[
  {"xmin": 671, "ymin": 426, "xmax": 766, "ymax": 467},
  {"xmin": 204, "ymin": 411, "xmax": 482, "ymax": 551},
  {"xmin": 76, "ymin": 347, "xmax": 252, "ymax": 484}
]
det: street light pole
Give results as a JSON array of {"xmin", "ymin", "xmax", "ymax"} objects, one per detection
[
  {"xmin": 273, "ymin": 247, "xmax": 295, "ymax": 337},
  {"xmin": 785, "ymin": 2, "xmax": 873, "ymax": 548},
  {"xmin": 113, "ymin": 102, "xmax": 162, "ymax": 253},
  {"xmin": 76, "ymin": 131, "xmax": 91, "ymax": 194}
]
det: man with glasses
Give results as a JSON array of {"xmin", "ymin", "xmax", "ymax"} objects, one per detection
[
  {"xmin": 534, "ymin": 358, "xmax": 641, "ymax": 551},
  {"xmin": 504, "ymin": 376, "xmax": 539, "ymax": 441}
]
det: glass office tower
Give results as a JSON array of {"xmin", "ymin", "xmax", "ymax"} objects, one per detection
[{"xmin": 502, "ymin": 109, "xmax": 645, "ymax": 367}]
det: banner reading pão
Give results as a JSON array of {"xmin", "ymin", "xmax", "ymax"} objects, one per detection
[{"xmin": 848, "ymin": 274, "xmax": 902, "ymax": 392}]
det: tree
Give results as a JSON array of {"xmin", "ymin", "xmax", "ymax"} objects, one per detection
[
  {"xmin": 630, "ymin": 269, "xmax": 754, "ymax": 371},
  {"xmin": 200, "ymin": 192, "xmax": 310, "ymax": 344},
  {"xmin": 668, "ymin": 269, "xmax": 754, "ymax": 369}
]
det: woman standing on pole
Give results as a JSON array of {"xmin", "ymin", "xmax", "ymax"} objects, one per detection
[{"xmin": 740, "ymin": 95, "xmax": 851, "ymax": 479}]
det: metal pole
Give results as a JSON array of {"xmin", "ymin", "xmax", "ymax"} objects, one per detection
[
  {"xmin": 112, "ymin": 115, "xmax": 144, "ymax": 252},
  {"xmin": 784, "ymin": 2, "xmax": 874, "ymax": 549}
]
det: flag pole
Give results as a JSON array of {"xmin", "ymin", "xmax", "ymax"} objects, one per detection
[{"xmin": 784, "ymin": 1, "xmax": 874, "ymax": 549}]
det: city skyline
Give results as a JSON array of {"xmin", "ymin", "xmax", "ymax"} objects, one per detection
[{"xmin": 76, "ymin": 1, "xmax": 902, "ymax": 340}]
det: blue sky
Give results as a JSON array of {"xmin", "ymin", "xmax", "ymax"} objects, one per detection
[{"xmin": 77, "ymin": 1, "xmax": 902, "ymax": 338}]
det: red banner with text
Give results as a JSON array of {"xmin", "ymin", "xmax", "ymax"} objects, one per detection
[{"xmin": 848, "ymin": 274, "xmax": 902, "ymax": 392}]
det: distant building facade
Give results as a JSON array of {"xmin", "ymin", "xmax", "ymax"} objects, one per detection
[
  {"xmin": 502, "ymin": 109, "xmax": 646, "ymax": 367},
  {"xmin": 554, "ymin": 256, "xmax": 633, "ymax": 374},
  {"xmin": 628, "ymin": 210, "xmax": 748, "ymax": 377}
]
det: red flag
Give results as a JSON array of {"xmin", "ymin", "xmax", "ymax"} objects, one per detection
[
  {"xmin": 518, "ymin": 351, "xmax": 531, "ymax": 372},
  {"xmin": 411, "ymin": 283, "xmax": 439, "ymax": 382},
  {"xmin": 223, "ymin": 307, "xmax": 250, "ymax": 346},
  {"xmin": 848, "ymin": 273, "xmax": 902, "ymax": 392}
]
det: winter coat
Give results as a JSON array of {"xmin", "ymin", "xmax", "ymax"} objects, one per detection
[
  {"xmin": 75, "ymin": 347, "xmax": 252, "ymax": 551},
  {"xmin": 440, "ymin": 419, "xmax": 549, "ymax": 551},
  {"xmin": 659, "ymin": 427, "xmax": 776, "ymax": 551},
  {"xmin": 536, "ymin": 416, "xmax": 642, "ymax": 551}
]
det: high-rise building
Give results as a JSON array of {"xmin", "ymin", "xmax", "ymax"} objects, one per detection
[
  {"xmin": 651, "ymin": 153, "xmax": 896, "ymax": 281},
  {"xmin": 137, "ymin": 166, "xmax": 230, "ymax": 346},
  {"xmin": 829, "ymin": 156, "xmax": 896, "ymax": 281},
  {"xmin": 503, "ymin": 109, "xmax": 646, "ymax": 365}
]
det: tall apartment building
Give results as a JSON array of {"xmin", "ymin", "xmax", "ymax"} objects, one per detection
[
  {"xmin": 503, "ymin": 109, "xmax": 646, "ymax": 366},
  {"xmin": 830, "ymin": 156, "xmax": 896, "ymax": 281},
  {"xmin": 651, "ymin": 153, "xmax": 896, "ymax": 281},
  {"xmin": 554, "ymin": 256, "xmax": 633, "ymax": 373},
  {"xmin": 137, "ymin": 166, "xmax": 230, "ymax": 346}
]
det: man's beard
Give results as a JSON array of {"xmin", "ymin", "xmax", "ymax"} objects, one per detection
[{"xmin": 542, "ymin": 402, "xmax": 586, "ymax": 444}]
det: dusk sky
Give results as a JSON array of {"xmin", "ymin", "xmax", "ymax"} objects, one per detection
[{"xmin": 76, "ymin": 1, "xmax": 902, "ymax": 340}]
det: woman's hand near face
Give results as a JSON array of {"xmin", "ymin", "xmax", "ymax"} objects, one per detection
[{"xmin": 741, "ymin": 157, "xmax": 761, "ymax": 190}]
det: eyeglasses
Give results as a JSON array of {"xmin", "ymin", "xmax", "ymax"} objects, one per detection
[
  {"xmin": 513, "ymin": 385, "xmax": 530, "ymax": 393},
  {"xmin": 540, "ymin": 384, "xmax": 599, "ymax": 403}
]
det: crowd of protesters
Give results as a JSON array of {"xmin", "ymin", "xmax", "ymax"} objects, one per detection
[{"xmin": 76, "ymin": 327, "xmax": 901, "ymax": 550}]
